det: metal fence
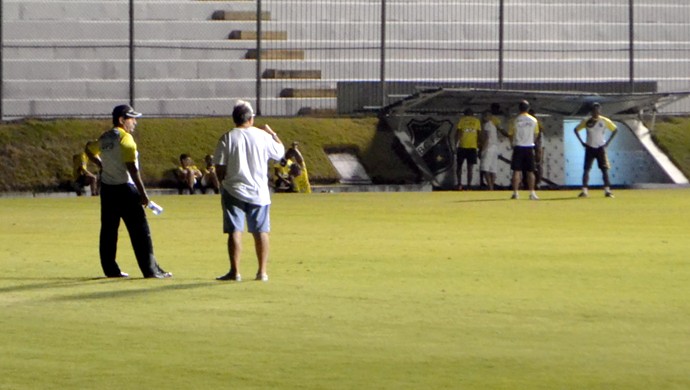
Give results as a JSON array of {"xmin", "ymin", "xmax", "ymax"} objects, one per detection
[{"xmin": 1, "ymin": 0, "xmax": 689, "ymax": 119}]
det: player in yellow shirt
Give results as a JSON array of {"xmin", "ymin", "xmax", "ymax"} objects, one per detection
[
  {"xmin": 72, "ymin": 151, "xmax": 99, "ymax": 196},
  {"xmin": 201, "ymin": 154, "xmax": 220, "ymax": 194},
  {"xmin": 285, "ymin": 141, "xmax": 312, "ymax": 193},
  {"xmin": 574, "ymin": 102, "xmax": 617, "ymax": 198},
  {"xmin": 176, "ymin": 153, "xmax": 203, "ymax": 194},
  {"xmin": 456, "ymin": 108, "xmax": 481, "ymax": 190},
  {"xmin": 85, "ymin": 104, "xmax": 172, "ymax": 279},
  {"xmin": 273, "ymin": 158, "xmax": 294, "ymax": 192}
]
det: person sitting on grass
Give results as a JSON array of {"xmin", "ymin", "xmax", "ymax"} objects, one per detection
[
  {"xmin": 201, "ymin": 154, "xmax": 220, "ymax": 194},
  {"xmin": 176, "ymin": 153, "xmax": 203, "ymax": 194},
  {"xmin": 273, "ymin": 158, "xmax": 295, "ymax": 192}
]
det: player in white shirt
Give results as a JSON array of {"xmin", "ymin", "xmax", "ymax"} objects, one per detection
[
  {"xmin": 214, "ymin": 100, "xmax": 285, "ymax": 282},
  {"xmin": 479, "ymin": 110, "xmax": 499, "ymax": 190}
]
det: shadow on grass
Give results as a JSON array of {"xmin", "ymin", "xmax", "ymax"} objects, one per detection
[
  {"xmin": 0, "ymin": 277, "xmax": 100, "ymax": 294},
  {"xmin": 50, "ymin": 280, "xmax": 222, "ymax": 301},
  {"xmin": 0, "ymin": 276, "xmax": 224, "ymax": 300},
  {"xmin": 452, "ymin": 195, "xmax": 582, "ymax": 203}
]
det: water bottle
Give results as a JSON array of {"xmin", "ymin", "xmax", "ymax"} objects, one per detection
[{"xmin": 147, "ymin": 201, "xmax": 163, "ymax": 215}]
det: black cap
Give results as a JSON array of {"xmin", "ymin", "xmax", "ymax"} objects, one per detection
[{"xmin": 112, "ymin": 104, "xmax": 142, "ymax": 120}]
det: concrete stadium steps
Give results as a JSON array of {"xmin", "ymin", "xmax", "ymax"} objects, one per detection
[
  {"xmin": 211, "ymin": 10, "xmax": 271, "ymax": 21},
  {"xmin": 9, "ymin": 39, "xmax": 690, "ymax": 62},
  {"xmin": 2, "ymin": 1, "xmax": 253, "ymax": 21},
  {"xmin": 228, "ymin": 30, "xmax": 288, "ymax": 40},
  {"xmin": 4, "ymin": 59, "xmax": 326, "ymax": 80},
  {"xmin": 2, "ymin": 97, "xmax": 336, "ymax": 118},
  {"xmin": 8, "ymin": 19, "xmax": 689, "ymax": 44},
  {"xmin": 20, "ymin": 57, "xmax": 675, "ymax": 86},
  {"xmin": 4, "ymin": 59, "xmax": 262, "ymax": 80},
  {"xmin": 4, "ymin": 21, "xmax": 250, "ymax": 41},
  {"xmin": 213, "ymin": 2, "xmax": 689, "ymax": 25},
  {"xmin": 2, "ymin": 79, "xmax": 336, "ymax": 100},
  {"xmin": 3, "ymin": 0, "xmax": 690, "ymax": 117}
]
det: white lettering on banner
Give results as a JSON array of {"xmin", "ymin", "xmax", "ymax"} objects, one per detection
[{"xmin": 415, "ymin": 121, "xmax": 454, "ymax": 156}]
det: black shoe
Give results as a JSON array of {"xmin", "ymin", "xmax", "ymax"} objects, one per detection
[
  {"xmin": 146, "ymin": 272, "xmax": 173, "ymax": 279},
  {"xmin": 216, "ymin": 271, "xmax": 241, "ymax": 281},
  {"xmin": 107, "ymin": 272, "xmax": 129, "ymax": 278}
]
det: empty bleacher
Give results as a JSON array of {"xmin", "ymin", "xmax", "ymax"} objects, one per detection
[{"xmin": 2, "ymin": 0, "xmax": 690, "ymax": 118}]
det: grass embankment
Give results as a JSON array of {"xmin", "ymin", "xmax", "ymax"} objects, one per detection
[
  {"xmin": 0, "ymin": 116, "xmax": 417, "ymax": 192},
  {"xmin": 652, "ymin": 116, "xmax": 690, "ymax": 179},
  {"xmin": 0, "ymin": 115, "xmax": 688, "ymax": 192}
]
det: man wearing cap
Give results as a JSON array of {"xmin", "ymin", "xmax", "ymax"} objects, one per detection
[
  {"xmin": 213, "ymin": 100, "xmax": 284, "ymax": 282},
  {"xmin": 574, "ymin": 102, "xmax": 618, "ymax": 198},
  {"xmin": 85, "ymin": 104, "xmax": 172, "ymax": 278}
]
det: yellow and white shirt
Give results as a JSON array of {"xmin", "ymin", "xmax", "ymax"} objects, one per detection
[
  {"xmin": 575, "ymin": 116, "xmax": 617, "ymax": 148},
  {"xmin": 86, "ymin": 127, "xmax": 138, "ymax": 185},
  {"xmin": 509, "ymin": 113, "xmax": 539, "ymax": 147}
]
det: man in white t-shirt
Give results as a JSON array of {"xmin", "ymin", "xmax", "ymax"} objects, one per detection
[
  {"xmin": 479, "ymin": 110, "xmax": 499, "ymax": 190},
  {"xmin": 213, "ymin": 100, "xmax": 285, "ymax": 282}
]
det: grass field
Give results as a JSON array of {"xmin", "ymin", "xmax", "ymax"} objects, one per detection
[{"xmin": 1, "ymin": 190, "xmax": 689, "ymax": 389}]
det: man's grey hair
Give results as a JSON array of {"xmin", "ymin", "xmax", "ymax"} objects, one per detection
[{"xmin": 232, "ymin": 100, "xmax": 255, "ymax": 125}]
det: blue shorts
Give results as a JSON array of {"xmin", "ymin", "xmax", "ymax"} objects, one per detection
[{"xmin": 221, "ymin": 191, "xmax": 271, "ymax": 234}]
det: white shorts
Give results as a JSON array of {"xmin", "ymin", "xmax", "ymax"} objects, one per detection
[{"xmin": 480, "ymin": 146, "xmax": 498, "ymax": 173}]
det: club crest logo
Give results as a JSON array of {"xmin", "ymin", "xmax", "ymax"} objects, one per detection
[{"xmin": 406, "ymin": 117, "xmax": 456, "ymax": 188}]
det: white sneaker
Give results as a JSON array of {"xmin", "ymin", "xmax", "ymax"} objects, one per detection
[
  {"xmin": 511, "ymin": 193, "xmax": 519, "ymax": 200},
  {"xmin": 605, "ymin": 191, "xmax": 615, "ymax": 198},
  {"xmin": 529, "ymin": 193, "xmax": 540, "ymax": 200},
  {"xmin": 256, "ymin": 273, "xmax": 268, "ymax": 282},
  {"xmin": 578, "ymin": 192, "xmax": 588, "ymax": 198}
]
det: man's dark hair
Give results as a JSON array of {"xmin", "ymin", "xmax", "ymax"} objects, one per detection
[
  {"xmin": 518, "ymin": 100, "xmax": 530, "ymax": 113},
  {"xmin": 179, "ymin": 153, "xmax": 189, "ymax": 163}
]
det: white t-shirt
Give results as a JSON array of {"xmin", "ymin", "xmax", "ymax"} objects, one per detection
[
  {"xmin": 482, "ymin": 120, "xmax": 498, "ymax": 149},
  {"xmin": 213, "ymin": 126, "xmax": 285, "ymax": 205}
]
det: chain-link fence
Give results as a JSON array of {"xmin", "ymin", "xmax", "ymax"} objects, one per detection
[{"xmin": 1, "ymin": 0, "xmax": 689, "ymax": 119}]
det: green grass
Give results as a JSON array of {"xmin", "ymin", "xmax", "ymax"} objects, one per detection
[
  {"xmin": 1, "ymin": 190, "xmax": 689, "ymax": 389},
  {"xmin": 653, "ymin": 116, "xmax": 690, "ymax": 179}
]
